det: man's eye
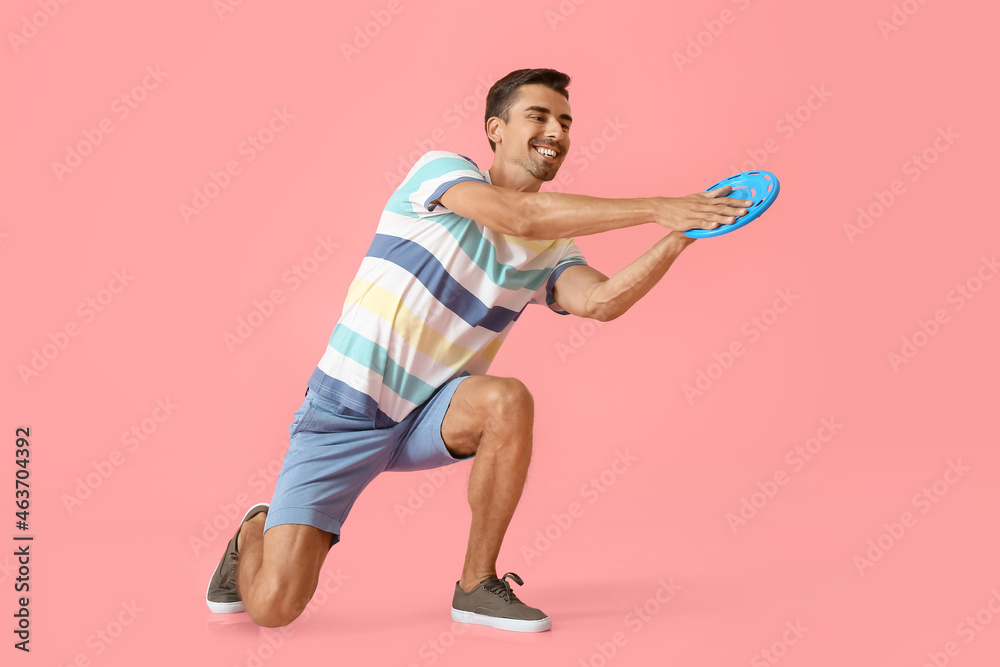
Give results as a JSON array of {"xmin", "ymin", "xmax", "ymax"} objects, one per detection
[{"xmin": 531, "ymin": 116, "xmax": 543, "ymax": 121}]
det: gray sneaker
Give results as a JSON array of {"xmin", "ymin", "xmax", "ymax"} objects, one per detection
[
  {"xmin": 451, "ymin": 572, "xmax": 551, "ymax": 632},
  {"xmin": 205, "ymin": 503, "xmax": 269, "ymax": 613}
]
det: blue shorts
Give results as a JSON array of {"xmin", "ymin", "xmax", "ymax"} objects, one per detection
[{"xmin": 263, "ymin": 375, "xmax": 473, "ymax": 546}]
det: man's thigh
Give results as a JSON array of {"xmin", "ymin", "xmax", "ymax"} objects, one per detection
[{"xmin": 266, "ymin": 388, "xmax": 396, "ymax": 542}]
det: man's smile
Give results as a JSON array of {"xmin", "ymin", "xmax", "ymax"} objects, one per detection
[{"xmin": 531, "ymin": 142, "xmax": 561, "ymax": 161}]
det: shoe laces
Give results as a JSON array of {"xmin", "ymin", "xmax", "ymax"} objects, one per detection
[{"xmin": 484, "ymin": 572, "xmax": 525, "ymax": 603}]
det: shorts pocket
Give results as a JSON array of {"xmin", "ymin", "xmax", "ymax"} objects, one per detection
[
  {"xmin": 288, "ymin": 398, "xmax": 312, "ymax": 437},
  {"xmin": 298, "ymin": 392, "xmax": 373, "ymax": 432}
]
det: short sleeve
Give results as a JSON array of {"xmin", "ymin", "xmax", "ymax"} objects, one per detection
[
  {"xmin": 527, "ymin": 239, "xmax": 589, "ymax": 316},
  {"xmin": 404, "ymin": 151, "xmax": 487, "ymax": 215}
]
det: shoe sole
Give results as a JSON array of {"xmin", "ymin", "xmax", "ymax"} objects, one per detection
[
  {"xmin": 205, "ymin": 502, "xmax": 269, "ymax": 614},
  {"xmin": 450, "ymin": 607, "xmax": 552, "ymax": 632}
]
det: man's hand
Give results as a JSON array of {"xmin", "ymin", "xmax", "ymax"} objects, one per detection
[
  {"xmin": 670, "ymin": 227, "xmax": 698, "ymax": 250},
  {"xmin": 654, "ymin": 185, "xmax": 753, "ymax": 233}
]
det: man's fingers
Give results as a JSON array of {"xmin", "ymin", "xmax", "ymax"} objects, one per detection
[
  {"xmin": 666, "ymin": 190, "xmax": 753, "ymax": 231},
  {"xmin": 708, "ymin": 210, "xmax": 743, "ymax": 228},
  {"xmin": 704, "ymin": 187, "xmax": 753, "ymax": 209},
  {"xmin": 700, "ymin": 185, "xmax": 732, "ymax": 198},
  {"xmin": 710, "ymin": 195, "xmax": 754, "ymax": 209},
  {"xmin": 697, "ymin": 201, "xmax": 749, "ymax": 221}
]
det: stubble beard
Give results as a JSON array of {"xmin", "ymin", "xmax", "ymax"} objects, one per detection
[{"xmin": 513, "ymin": 150, "xmax": 560, "ymax": 182}]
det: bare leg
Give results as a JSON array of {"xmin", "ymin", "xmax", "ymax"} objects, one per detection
[
  {"xmin": 440, "ymin": 376, "xmax": 535, "ymax": 593},
  {"xmin": 235, "ymin": 513, "xmax": 266, "ymax": 602},
  {"xmin": 236, "ymin": 517, "xmax": 332, "ymax": 627}
]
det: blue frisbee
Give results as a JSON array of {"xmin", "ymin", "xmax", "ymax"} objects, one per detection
[{"xmin": 684, "ymin": 170, "xmax": 780, "ymax": 238}]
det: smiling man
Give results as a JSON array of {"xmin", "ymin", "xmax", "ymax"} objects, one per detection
[{"xmin": 205, "ymin": 68, "xmax": 752, "ymax": 632}]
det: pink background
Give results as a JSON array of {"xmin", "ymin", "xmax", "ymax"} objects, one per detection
[{"xmin": 4, "ymin": 0, "xmax": 999, "ymax": 665}]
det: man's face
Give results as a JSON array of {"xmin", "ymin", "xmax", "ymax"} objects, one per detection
[{"xmin": 494, "ymin": 83, "xmax": 572, "ymax": 182}]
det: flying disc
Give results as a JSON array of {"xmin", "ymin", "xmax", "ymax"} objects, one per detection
[{"xmin": 684, "ymin": 170, "xmax": 780, "ymax": 238}]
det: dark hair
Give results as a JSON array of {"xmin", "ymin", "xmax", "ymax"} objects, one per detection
[{"xmin": 484, "ymin": 68, "xmax": 571, "ymax": 152}]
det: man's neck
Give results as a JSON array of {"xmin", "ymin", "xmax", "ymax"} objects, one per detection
[{"xmin": 488, "ymin": 160, "xmax": 543, "ymax": 193}]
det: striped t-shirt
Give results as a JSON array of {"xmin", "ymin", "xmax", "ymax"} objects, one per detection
[{"xmin": 307, "ymin": 150, "xmax": 589, "ymax": 428}]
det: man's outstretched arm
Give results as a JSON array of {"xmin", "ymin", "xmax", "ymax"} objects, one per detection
[
  {"xmin": 436, "ymin": 181, "xmax": 751, "ymax": 240},
  {"xmin": 552, "ymin": 232, "xmax": 696, "ymax": 322}
]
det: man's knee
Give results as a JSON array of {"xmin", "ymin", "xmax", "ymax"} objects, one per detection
[
  {"xmin": 240, "ymin": 522, "xmax": 330, "ymax": 627},
  {"xmin": 481, "ymin": 377, "xmax": 534, "ymax": 428},
  {"xmin": 246, "ymin": 578, "xmax": 313, "ymax": 628},
  {"xmin": 443, "ymin": 376, "xmax": 534, "ymax": 458}
]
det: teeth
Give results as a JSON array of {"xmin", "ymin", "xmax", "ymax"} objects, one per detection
[{"xmin": 535, "ymin": 146, "xmax": 557, "ymax": 158}]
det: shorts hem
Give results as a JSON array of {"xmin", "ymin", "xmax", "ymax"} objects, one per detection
[
  {"xmin": 386, "ymin": 375, "xmax": 475, "ymax": 472},
  {"xmin": 429, "ymin": 376, "xmax": 475, "ymax": 464},
  {"xmin": 264, "ymin": 507, "xmax": 343, "ymax": 546}
]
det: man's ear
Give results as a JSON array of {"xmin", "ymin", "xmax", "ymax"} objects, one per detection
[{"xmin": 487, "ymin": 117, "xmax": 503, "ymax": 147}]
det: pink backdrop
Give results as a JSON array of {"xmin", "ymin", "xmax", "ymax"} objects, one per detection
[{"xmin": 4, "ymin": 0, "xmax": 999, "ymax": 665}]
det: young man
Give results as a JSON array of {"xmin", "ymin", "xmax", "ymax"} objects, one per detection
[{"xmin": 205, "ymin": 68, "xmax": 752, "ymax": 632}]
